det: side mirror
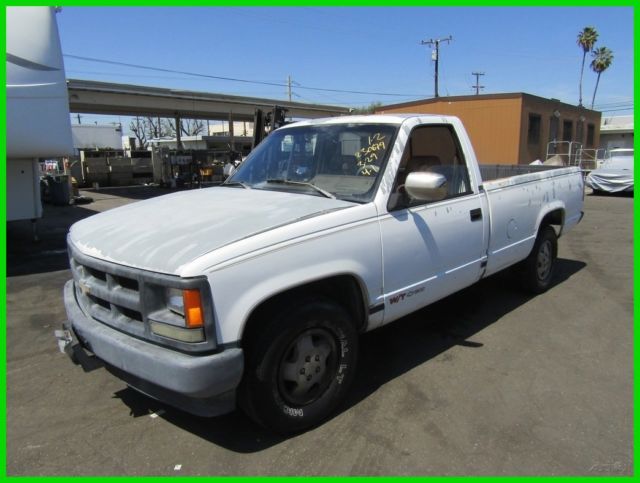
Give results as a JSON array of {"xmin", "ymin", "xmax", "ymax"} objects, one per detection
[{"xmin": 404, "ymin": 171, "xmax": 447, "ymax": 202}]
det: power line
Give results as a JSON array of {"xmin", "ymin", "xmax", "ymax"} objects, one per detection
[
  {"xmin": 599, "ymin": 107, "xmax": 634, "ymax": 112},
  {"xmin": 593, "ymin": 101, "xmax": 634, "ymax": 109},
  {"xmin": 63, "ymin": 53, "xmax": 430, "ymax": 98},
  {"xmin": 66, "ymin": 69, "xmax": 206, "ymax": 81},
  {"xmin": 64, "ymin": 53, "xmax": 289, "ymax": 88}
]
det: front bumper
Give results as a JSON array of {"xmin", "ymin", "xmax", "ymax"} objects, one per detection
[{"xmin": 61, "ymin": 280, "xmax": 244, "ymax": 417}]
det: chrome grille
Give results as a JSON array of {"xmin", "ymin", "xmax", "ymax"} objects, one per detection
[
  {"xmin": 69, "ymin": 253, "xmax": 146, "ymax": 338},
  {"xmin": 66, "ymin": 240, "xmax": 218, "ymax": 353}
]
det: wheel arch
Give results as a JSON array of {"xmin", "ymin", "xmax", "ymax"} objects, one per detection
[
  {"xmin": 240, "ymin": 274, "xmax": 369, "ymax": 348},
  {"xmin": 536, "ymin": 205, "xmax": 565, "ymax": 237}
]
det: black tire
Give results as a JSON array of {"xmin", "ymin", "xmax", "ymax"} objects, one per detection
[
  {"xmin": 520, "ymin": 225, "xmax": 558, "ymax": 294},
  {"xmin": 238, "ymin": 299, "xmax": 358, "ymax": 434}
]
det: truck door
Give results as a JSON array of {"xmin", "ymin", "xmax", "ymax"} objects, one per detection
[{"xmin": 378, "ymin": 124, "xmax": 488, "ymax": 324}]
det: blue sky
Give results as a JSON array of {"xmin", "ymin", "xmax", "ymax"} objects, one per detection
[{"xmin": 57, "ymin": 6, "xmax": 634, "ymax": 129}]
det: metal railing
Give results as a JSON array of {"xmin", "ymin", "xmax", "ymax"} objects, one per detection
[
  {"xmin": 546, "ymin": 141, "xmax": 583, "ymax": 166},
  {"xmin": 546, "ymin": 142, "xmax": 605, "ymax": 171},
  {"xmin": 576, "ymin": 148, "xmax": 605, "ymax": 171}
]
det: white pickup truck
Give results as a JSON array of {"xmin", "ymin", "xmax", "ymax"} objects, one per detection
[{"xmin": 57, "ymin": 114, "xmax": 584, "ymax": 433}]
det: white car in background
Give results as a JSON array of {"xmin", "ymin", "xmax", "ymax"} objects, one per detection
[{"xmin": 587, "ymin": 148, "xmax": 634, "ymax": 193}]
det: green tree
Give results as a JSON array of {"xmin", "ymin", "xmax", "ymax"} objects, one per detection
[
  {"xmin": 352, "ymin": 101, "xmax": 383, "ymax": 114},
  {"xmin": 590, "ymin": 47, "xmax": 614, "ymax": 109},
  {"xmin": 577, "ymin": 26, "xmax": 598, "ymax": 107}
]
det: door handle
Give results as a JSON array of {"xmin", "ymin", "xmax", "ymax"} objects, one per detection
[{"xmin": 470, "ymin": 208, "xmax": 482, "ymax": 221}]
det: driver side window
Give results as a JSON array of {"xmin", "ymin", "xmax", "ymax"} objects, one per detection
[{"xmin": 388, "ymin": 125, "xmax": 472, "ymax": 211}]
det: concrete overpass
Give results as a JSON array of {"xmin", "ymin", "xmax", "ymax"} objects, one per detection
[{"xmin": 67, "ymin": 79, "xmax": 351, "ymax": 121}]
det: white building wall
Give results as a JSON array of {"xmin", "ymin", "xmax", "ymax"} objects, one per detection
[
  {"xmin": 72, "ymin": 124, "xmax": 123, "ymax": 151},
  {"xmin": 599, "ymin": 115, "xmax": 634, "ymax": 151},
  {"xmin": 208, "ymin": 121, "xmax": 254, "ymax": 137}
]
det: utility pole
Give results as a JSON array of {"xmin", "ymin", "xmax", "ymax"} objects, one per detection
[
  {"xmin": 287, "ymin": 75, "xmax": 292, "ymax": 103},
  {"xmin": 421, "ymin": 35, "xmax": 452, "ymax": 98},
  {"xmin": 472, "ymin": 71, "xmax": 485, "ymax": 95}
]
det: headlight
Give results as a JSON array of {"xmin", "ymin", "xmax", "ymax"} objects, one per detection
[
  {"xmin": 149, "ymin": 321, "xmax": 205, "ymax": 343},
  {"xmin": 166, "ymin": 287, "xmax": 185, "ymax": 316},
  {"xmin": 148, "ymin": 288, "xmax": 205, "ymax": 342}
]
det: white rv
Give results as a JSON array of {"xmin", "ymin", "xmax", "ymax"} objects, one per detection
[{"xmin": 6, "ymin": 7, "xmax": 73, "ymax": 221}]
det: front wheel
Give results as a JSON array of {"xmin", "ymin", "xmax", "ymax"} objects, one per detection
[
  {"xmin": 238, "ymin": 299, "xmax": 358, "ymax": 434},
  {"xmin": 520, "ymin": 225, "xmax": 558, "ymax": 294}
]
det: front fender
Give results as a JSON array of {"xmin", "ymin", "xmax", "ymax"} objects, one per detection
[
  {"xmin": 204, "ymin": 220, "xmax": 383, "ymax": 345},
  {"xmin": 226, "ymin": 264, "xmax": 371, "ymax": 343}
]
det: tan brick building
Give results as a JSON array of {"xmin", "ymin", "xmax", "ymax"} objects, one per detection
[{"xmin": 377, "ymin": 93, "xmax": 601, "ymax": 165}]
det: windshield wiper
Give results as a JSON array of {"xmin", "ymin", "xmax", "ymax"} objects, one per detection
[
  {"xmin": 266, "ymin": 179, "xmax": 336, "ymax": 199},
  {"xmin": 222, "ymin": 181, "xmax": 251, "ymax": 189}
]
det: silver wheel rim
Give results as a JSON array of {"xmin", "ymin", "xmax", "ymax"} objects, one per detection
[
  {"xmin": 277, "ymin": 328, "xmax": 336, "ymax": 406},
  {"xmin": 537, "ymin": 240, "xmax": 553, "ymax": 281}
]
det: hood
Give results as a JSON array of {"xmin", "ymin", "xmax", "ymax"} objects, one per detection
[{"xmin": 69, "ymin": 187, "xmax": 355, "ymax": 274}]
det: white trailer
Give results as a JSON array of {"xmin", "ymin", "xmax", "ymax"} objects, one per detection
[{"xmin": 6, "ymin": 7, "xmax": 73, "ymax": 221}]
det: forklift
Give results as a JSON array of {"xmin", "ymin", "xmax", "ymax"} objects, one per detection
[{"xmin": 252, "ymin": 105, "xmax": 289, "ymax": 148}]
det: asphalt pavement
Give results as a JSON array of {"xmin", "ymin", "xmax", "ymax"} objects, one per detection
[{"xmin": 6, "ymin": 186, "xmax": 633, "ymax": 475}]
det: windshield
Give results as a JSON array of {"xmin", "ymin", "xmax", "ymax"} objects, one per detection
[{"xmin": 227, "ymin": 123, "xmax": 398, "ymax": 202}]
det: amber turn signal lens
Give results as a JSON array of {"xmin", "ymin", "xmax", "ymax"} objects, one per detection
[{"xmin": 182, "ymin": 289, "xmax": 204, "ymax": 328}]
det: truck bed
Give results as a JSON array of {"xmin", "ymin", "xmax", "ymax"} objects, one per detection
[
  {"xmin": 480, "ymin": 164, "xmax": 581, "ymax": 191},
  {"xmin": 478, "ymin": 164, "xmax": 584, "ymax": 277}
]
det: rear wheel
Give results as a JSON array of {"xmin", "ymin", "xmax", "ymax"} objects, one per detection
[
  {"xmin": 239, "ymin": 299, "xmax": 358, "ymax": 434},
  {"xmin": 520, "ymin": 225, "xmax": 558, "ymax": 294}
]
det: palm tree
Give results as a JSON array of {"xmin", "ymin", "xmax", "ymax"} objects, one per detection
[
  {"xmin": 577, "ymin": 26, "xmax": 598, "ymax": 107},
  {"xmin": 590, "ymin": 47, "xmax": 614, "ymax": 109}
]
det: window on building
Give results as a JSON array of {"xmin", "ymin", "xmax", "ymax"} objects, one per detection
[
  {"xmin": 527, "ymin": 114, "xmax": 541, "ymax": 145},
  {"xmin": 587, "ymin": 124, "xmax": 595, "ymax": 147},
  {"xmin": 562, "ymin": 120, "xmax": 573, "ymax": 142},
  {"xmin": 576, "ymin": 120, "xmax": 585, "ymax": 145}
]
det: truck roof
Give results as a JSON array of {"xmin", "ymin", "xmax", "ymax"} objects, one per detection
[{"xmin": 285, "ymin": 113, "xmax": 457, "ymax": 128}]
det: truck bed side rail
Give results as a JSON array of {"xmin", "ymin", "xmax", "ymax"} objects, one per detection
[{"xmin": 479, "ymin": 164, "xmax": 566, "ymax": 182}]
